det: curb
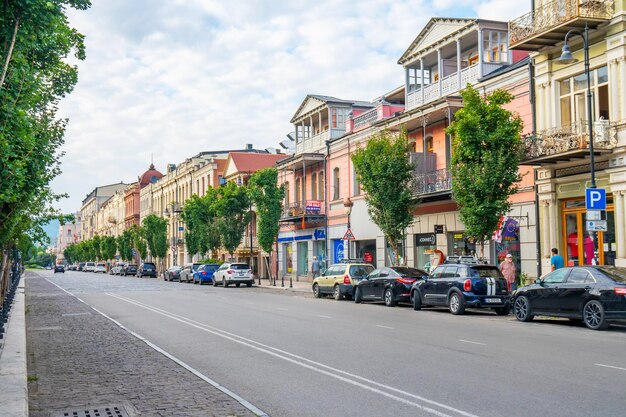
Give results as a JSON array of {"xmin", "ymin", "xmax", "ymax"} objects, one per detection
[{"xmin": 0, "ymin": 276, "xmax": 28, "ymax": 417}]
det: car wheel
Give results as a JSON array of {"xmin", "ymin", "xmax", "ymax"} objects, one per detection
[
  {"xmin": 513, "ymin": 296, "xmax": 534, "ymax": 322},
  {"xmin": 236, "ymin": 283, "xmax": 241, "ymax": 288},
  {"xmin": 213, "ymin": 278, "xmax": 218, "ymax": 287},
  {"xmin": 494, "ymin": 305, "xmax": 511, "ymax": 316},
  {"xmin": 448, "ymin": 292, "xmax": 465, "ymax": 315},
  {"xmin": 354, "ymin": 287, "xmax": 363, "ymax": 303},
  {"xmin": 384, "ymin": 288, "xmax": 397, "ymax": 307},
  {"xmin": 246, "ymin": 282, "xmax": 252, "ymax": 287},
  {"xmin": 313, "ymin": 283, "xmax": 321, "ymax": 298},
  {"xmin": 333, "ymin": 285, "xmax": 343, "ymax": 301},
  {"xmin": 222, "ymin": 278, "xmax": 228, "ymax": 288},
  {"xmin": 412, "ymin": 291, "xmax": 422, "ymax": 311},
  {"xmin": 583, "ymin": 300, "xmax": 609, "ymax": 330}
]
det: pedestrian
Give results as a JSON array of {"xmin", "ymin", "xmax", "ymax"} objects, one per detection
[
  {"xmin": 311, "ymin": 256, "xmax": 320, "ymax": 279},
  {"xmin": 499, "ymin": 253, "xmax": 517, "ymax": 292},
  {"xmin": 550, "ymin": 248, "xmax": 564, "ymax": 271}
]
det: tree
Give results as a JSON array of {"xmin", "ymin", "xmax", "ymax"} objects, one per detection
[
  {"xmin": 143, "ymin": 214, "xmax": 168, "ymax": 276},
  {"xmin": 117, "ymin": 230, "xmax": 134, "ymax": 262},
  {"xmin": 101, "ymin": 236, "xmax": 117, "ymax": 263},
  {"xmin": 249, "ymin": 168, "xmax": 284, "ymax": 281},
  {"xmin": 130, "ymin": 225, "xmax": 147, "ymax": 261},
  {"xmin": 352, "ymin": 129, "xmax": 418, "ymax": 265},
  {"xmin": 92, "ymin": 235, "xmax": 102, "ymax": 261},
  {"xmin": 215, "ymin": 182, "xmax": 250, "ymax": 259},
  {"xmin": 445, "ymin": 85, "xmax": 524, "ymax": 258}
]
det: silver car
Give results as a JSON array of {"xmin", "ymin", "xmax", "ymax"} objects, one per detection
[
  {"xmin": 213, "ymin": 263, "xmax": 253, "ymax": 288},
  {"xmin": 179, "ymin": 263, "xmax": 202, "ymax": 283}
]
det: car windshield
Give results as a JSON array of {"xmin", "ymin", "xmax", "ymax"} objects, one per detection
[
  {"xmin": 171, "ymin": 266, "xmax": 182, "ymax": 271},
  {"xmin": 472, "ymin": 267, "xmax": 503, "ymax": 278},
  {"xmin": 350, "ymin": 265, "xmax": 374, "ymax": 278},
  {"xmin": 96, "ymin": 264, "xmax": 105, "ymax": 267},
  {"xmin": 204, "ymin": 264, "xmax": 219, "ymax": 271},
  {"xmin": 231, "ymin": 264, "xmax": 250, "ymax": 270},
  {"xmin": 390, "ymin": 267, "xmax": 427, "ymax": 277},
  {"xmin": 596, "ymin": 266, "xmax": 626, "ymax": 282},
  {"xmin": 144, "ymin": 264, "xmax": 155, "ymax": 269}
]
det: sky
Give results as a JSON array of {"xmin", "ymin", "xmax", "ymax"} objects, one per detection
[{"xmin": 54, "ymin": 0, "xmax": 531, "ymax": 214}]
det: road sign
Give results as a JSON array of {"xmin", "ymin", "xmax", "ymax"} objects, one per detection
[
  {"xmin": 585, "ymin": 188, "xmax": 606, "ymax": 210},
  {"xmin": 132, "ymin": 250, "xmax": 137, "ymax": 255},
  {"xmin": 586, "ymin": 210, "xmax": 602, "ymax": 221},
  {"xmin": 587, "ymin": 220, "xmax": 607, "ymax": 232},
  {"xmin": 343, "ymin": 228, "xmax": 356, "ymax": 240}
]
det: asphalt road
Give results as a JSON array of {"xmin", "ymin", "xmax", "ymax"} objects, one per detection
[{"xmin": 40, "ymin": 270, "xmax": 626, "ymax": 417}]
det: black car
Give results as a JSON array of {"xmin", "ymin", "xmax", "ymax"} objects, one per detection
[
  {"xmin": 120, "ymin": 264, "xmax": 138, "ymax": 276},
  {"xmin": 512, "ymin": 266, "xmax": 626, "ymax": 330},
  {"xmin": 164, "ymin": 266, "xmax": 182, "ymax": 281},
  {"xmin": 137, "ymin": 262, "xmax": 157, "ymax": 278},
  {"xmin": 354, "ymin": 266, "xmax": 428, "ymax": 307},
  {"xmin": 411, "ymin": 264, "xmax": 510, "ymax": 315},
  {"xmin": 54, "ymin": 265, "xmax": 65, "ymax": 273}
]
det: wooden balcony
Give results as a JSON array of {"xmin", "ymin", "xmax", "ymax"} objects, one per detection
[
  {"xmin": 521, "ymin": 119, "xmax": 617, "ymax": 164},
  {"xmin": 509, "ymin": 0, "xmax": 614, "ymax": 51}
]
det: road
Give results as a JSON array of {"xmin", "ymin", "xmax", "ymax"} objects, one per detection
[{"xmin": 39, "ymin": 270, "xmax": 626, "ymax": 417}]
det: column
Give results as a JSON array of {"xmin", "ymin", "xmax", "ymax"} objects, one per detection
[
  {"xmin": 318, "ymin": 111, "xmax": 322, "ymax": 136},
  {"xmin": 477, "ymin": 29, "xmax": 484, "ymax": 78},
  {"xmin": 405, "ymin": 67, "xmax": 410, "ymax": 104},
  {"xmin": 609, "ymin": 59, "xmax": 620, "ymax": 121},
  {"xmin": 616, "ymin": 191, "xmax": 626, "ymax": 259},
  {"xmin": 309, "ymin": 115, "xmax": 314, "ymax": 138},
  {"xmin": 619, "ymin": 58, "xmax": 626, "ymax": 120},
  {"xmin": 548, "ymin": 197, "xmax": 557, "ymax": 251},
  {"xmin": 536, "ymin": 85, "xmax": 545, "ymax": 131},
  {"xmin": 420, "ymin": 58, "xmax": 425, "ymax": 104},
  {"xmin": 437, "ymin": 49, "xmax": 442, "ymax": 96},
  {"xmin": 540, "ymin": 200, "xmax": 550, "ymax": 257},
  {"xmin": 543, "ymin": 82, "xmax": 552, "ymax": 129},
  {"xmin": 456, "ymin": 39, "xmax": 462, "ymax": 90}
]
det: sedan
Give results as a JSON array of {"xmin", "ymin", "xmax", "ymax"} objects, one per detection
[
  {"xmin": 354, "ymin": 266, "xmax": 428, "ymax": 307},
  {"xmin": 164, "ymin": 266, "xmax": 183, "ymax": 281},
  {"xmin": 54, "ymin": 265, "xmax": 65, "ymax": 273},
  {"xmin": 120, "ymin": 264, "xmax": 138, "ymax": 276},
  {"xmin": 193, "ymin": 264, "xmax": 220, "ymax": 285},
  {"xmin": 512, "ymin": 266, "xmax": 626, "ymax": 330}
]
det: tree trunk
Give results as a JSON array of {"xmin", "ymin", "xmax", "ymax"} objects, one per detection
[{"xmin": 0, "ymin": 16, "xmax": 19, "ymax": 90}]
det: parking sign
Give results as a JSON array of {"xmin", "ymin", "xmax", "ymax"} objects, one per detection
[{"xmin": 585, "ymin": 188, "xmax": 606, "ymax": 210}]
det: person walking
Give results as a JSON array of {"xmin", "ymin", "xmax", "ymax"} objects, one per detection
[
  {"xmin": 550, "ymin": 248, "xmax": 564, "ymax": 271},
  {"xmin": 500, "ymin": 253, "xmax": 517, "ymax": 292},
  {"xmin": 311, "ymin": 256, "xmax": 320, "ymax": 279}
]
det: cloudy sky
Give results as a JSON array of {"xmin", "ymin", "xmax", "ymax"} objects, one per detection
[{"xmin": 54, "ymin": 0, "xmax": 531, "ymax": 213}]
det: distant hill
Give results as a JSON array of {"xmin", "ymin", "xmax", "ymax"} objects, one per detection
[{"xmin": 43, "ymin": 218, "xmax": 59, "ymax": 246}]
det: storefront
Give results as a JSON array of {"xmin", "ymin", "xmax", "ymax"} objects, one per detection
[
  {"xmin": 414, "ymin": 233, "xmax": 436, "ymax": 272},
  {"xmin": 447, "ymin": 232, "xmax": 477, "ymax": 257},
  {"xmin": 355, "ymin": 239, "xmax": 376, "ymax": 267}
]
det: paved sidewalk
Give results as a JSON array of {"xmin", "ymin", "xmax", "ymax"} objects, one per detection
[
  {"xmin": 253, "ymin": 278, "xmax": 311, "ymax": 295},
  {"xmin": 25, "ymin": 273, "xmax": 259, "ymax": 417}
]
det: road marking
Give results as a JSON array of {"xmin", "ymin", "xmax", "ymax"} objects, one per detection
[
  {"xmin": 459, "ymin": 340, "xmax": 487, "ymax": 346},
  {"xmin": 376, "ymin": 325, "xmax": 394, "ymax": 329},
  {"xmin": 276, "ymin": 308, "xmax": 288, "ymax": 311},
  {"xmin": 595, "ymin": 363, "xmax": 626, "ymax": 372},
  {"xmin": 318, "ymin": 314, "xmax": 332, "ymax": 319},
  {"xmin": 106, "ymin": 292, "xmax": 479, "ymax": 417},
  {"xmin": 62, "ymin": 312, "xmax": 91, "ymax": 317}
]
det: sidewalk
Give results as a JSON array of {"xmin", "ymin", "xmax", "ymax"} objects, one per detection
[
  {"xmin": 24, "ymin": 273, "xmax": 261, "ymax": 417},
  {"xmin": 253, "ymin": 277, "xmax": 312, "ymax": 295}
]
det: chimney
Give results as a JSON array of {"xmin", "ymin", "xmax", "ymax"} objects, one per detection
[{"xmin": 246, "ymin": 143, "xmax": 253, "ymax": 150}]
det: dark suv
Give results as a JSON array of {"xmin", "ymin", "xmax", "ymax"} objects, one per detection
[
  {"xmin": 411, "ymin": 263, "xmax": 511, "ymax": 315},
  {"xmin": 137, "ymin": 262, "xmax": 157, "ymax": 278}
]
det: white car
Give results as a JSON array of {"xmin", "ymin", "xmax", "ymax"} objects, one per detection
[
  {"xmin": 83, "ymin": 262, "xmax": 96, "ymax": 272},
  {"xmin": 213, "ymin": 263, "xmax": 253, "ymax": 287},
  {"xmin": 94, "ymin": 263, "xmax": 107, "ymax": 273}
]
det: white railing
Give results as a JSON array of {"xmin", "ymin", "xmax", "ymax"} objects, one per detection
[
  {"xmin": 441, "ymin": 74, "xmax": 458, "ymax": 96},
  {"xmin": 295, "ymin": 130, "xmax": 330, "ymax": 153},
  {"xmin": 460, "ymin": 64, "xmax": 480, "ymax": 85},
  {"xmin": 354, "ymin": 107, "xmax": 379, "ymax": 129},
  {"xmin": 423, "ymin": 83, "xmax": 440, "ymax": 103}
]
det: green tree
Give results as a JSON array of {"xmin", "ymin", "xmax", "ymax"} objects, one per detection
[
  {"xmin": 249, "ymin": 168, "xmax": 284, "ymax": 281},
  {"xmin": 117, "ymin": 230, "xmax": 134, "ymax": 262},
  {"xmin": 215, "ymin": 182, "xmax": 250, "ymax": 259},
  {"xmin": 143, "ymin": 214, "xmax": 168, "ymax": 276},
  {"xmin": 130, "ymin": 225, "xmax": 148, "ymax": 260},
  {"xmin": 182, "ymin": 191, "xmax": 222, "ymax": 259},
  {"xmin": 92, "ymin": 235, "xmax": 102, "ymax": 260},
  {"xmin": 352, "ymin": 129, "xmax": 418, "ymax": 265},
  {"xmin": 445, "ymin": 85, "xmax": 524, "ymax": 258},
  {"xmin": 101, "ymin": 236, "xmax": 117, "ymax": 263}
]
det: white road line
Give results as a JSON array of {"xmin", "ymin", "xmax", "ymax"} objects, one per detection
[
  {"xmin": 595, "ymin": 363, "xmax": 626, "ymax": 372},
  {"xmin": 107, "ymin": 292, "xmax": 479, "ymax": 417},
  {"xmin": 376, "ymin": 325, "xmax": 394, "ymax": 329},
  {"xmin": 318, "ymin": 314, "xmax": 332, "ymax": 319},
  {"xmin": 276, "ymin": 308, "xmax": 288, "ymax": 311},
  {"xmin": 62, "ymin": 312, "xmax": 91, "ymax": 317},
  {"xmin": 459, "ymin": 339, "xmax": 487, "ymax": 346}
]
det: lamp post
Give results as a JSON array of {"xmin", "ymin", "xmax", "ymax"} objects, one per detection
[
  {"xmin": 556, "ymin": 24, "xmax": 597, "ymax": 264},
  {"xmin": 343, "ymin": 197, "xmax": 353, "ymax": 260}
]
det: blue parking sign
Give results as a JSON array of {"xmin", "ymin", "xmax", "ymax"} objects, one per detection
[{"xmin": 585, "ymin": 188, "xmax": 606, "ymax": 210}]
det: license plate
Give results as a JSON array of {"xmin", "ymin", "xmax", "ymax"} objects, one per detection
[
  {"xmin": 237, "ymin": 272, "xmax": 246, "ymax": 277},
  {"xmin": 485, "ymin": 298, "xmax": 501, "ymax": 303}
]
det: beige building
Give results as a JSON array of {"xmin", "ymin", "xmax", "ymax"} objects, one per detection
[
  {"xmin": 79, "ymin": 182, "xmax": 129, "ymax": 241},
  {"xmin": 95, "ymin": 188, "xmax": 127, "ymax": 238}
]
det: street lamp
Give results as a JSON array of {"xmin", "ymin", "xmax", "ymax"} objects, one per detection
[
  {"xmin": 556, "ymin": 24, "xmax": 598, "ymax": 263},
  {"xmin": 343, "ymin": 197, "xmax": 353, "ymax": 260}
]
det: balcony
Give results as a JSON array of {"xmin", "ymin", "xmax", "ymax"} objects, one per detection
[
  {"xmin": 353, "ymin": 108, "xmax": 379, "ymax": 130},
  {"xmin": 295, "ymin": 129, "xmax": 344, "ymax": 153},
  {"xmin": 279, "ymin": 201, "xmax": 326, "ymax": 226},
  {"xmin": 413, "ymin": 168, "xmax": 452, "ymax": 197},
  {"xmin": 521, "ymin": 119, "xmax": 617, "ymax": 164},
  {"xmin": 509, "ymin": 0, "xmax": 614, "ymax": 51}
]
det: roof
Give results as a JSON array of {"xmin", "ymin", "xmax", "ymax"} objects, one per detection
[
  {"xmin": 138, "ymin": 164, "xmax": 164, "ymax": 188},
  {"xmin": 291, "ymin": 94, "xmax": 374, "ymax": 123},
  {"xmin": 478, "ymin": 56, "xmax": 531, "ymax": 82},
  {"xmin": 224, "ymin": 153, "xmax": 288, "ymax": 178}
]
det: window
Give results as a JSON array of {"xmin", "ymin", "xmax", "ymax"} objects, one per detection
[
  {"xmin": 442, "ymin": 266, "xmax": 458, "ymax": 278},
  {"xmin": 295, "ymin": 178, "xmax": 301, "ymax": 205},
  {"xmin": 559, "ymin": 66, "xmax": 609, "ymax": 127},
  {"xmin": 567, "ymin": 269, "xmax": 590, "ymax": 284},
  {"xmin": 483, "ymin": 31, "xmax": 508, "ymax": 63},
  {"xmin": 311, "ymin": 173, "xmax": 317, "ymax": 200},
  {"xmin": 331, "ymin": 108, "xmax": 350, "ymax": 129},
  {"xmin": 352, "ymin": 165, "xmax": 360, "ymax": 196},
  {"xmin": 333, "ymin": 167, "xmax": 340, "ymax": 200},
  {"xmin": 318, "ymin": 171, "xmax": 324, "ymax": 200},
  {"xmin": 284, "ymin": 182, "xmax": 290, "ymax": 206},
  {"xmin": 426, "ymin": 136, "xmax": 434, "ymax": 153},
  {"xmin": 544, "ymin": 268, "xmax": 570, "ymax": 284}
]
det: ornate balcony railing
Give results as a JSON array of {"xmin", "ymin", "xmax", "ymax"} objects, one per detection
[
  {"xmin": 509, "ymin": 0, "xmax": 614, "ymax": 47},
  {"xmin": 353, "ymin": 107, "xmax": 379, "ymax": 129},
  {"xmin": 522, "ymin": 119, "xmax": 617, "ymax": 161},
  {"xmin": 281, "ymin": 201, "xmax": 326, "ymax": 219},
  {"xmin": 413, "ymin": 168, "xmax": 452, "ymax": 195}
]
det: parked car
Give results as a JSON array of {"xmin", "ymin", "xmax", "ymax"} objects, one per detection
[
  {"xmin": 354, "ymin": 266, "xmax": 428, "ymax": 307},
  {"xmin": 137, "ymin": 262, "xmax": 157, "ymax": 278},
  {"xmin": 67, "ymin": 264, "xmax": 77, "ymax": 271},
  {"xmin": 512, "ymin": 266, "xmax": 626, "ymax": 330},
  {"xmin": 411, "ymin": 263, "xmax": 511, "ymax": 315},
  {"xmin": 94, "ymin": 263, "xmax": 107, "ymax": 273},
  {"xmin": 312, "ymin": 261, "xmax": 375, "ymax": 300},
  {"xmin": 193, "ymin": 264, "xmax": 220, "ymax": 285},
  {"xmin": 109, "ymin": 265, "xmax": 124, "ymax": 275},
  {"xmin": 54, "ymin": 264, "xmax": 65, "ymax": 273},
  {"xmin": 164, "ymin": 266, "xmax": 183, "ymax": 281},
  {"xmin": 120, "ymin": 264, "xmax": 138, "ymax": 276},
  {"xmin": 83, "ymin": 262, "xmax": 96, "ymax": 272},
  {"xmin": 179, "ymin": 263, "xmax": 203, "ymax": 283},
  {"xmin": 78, "ymin": 262, "xmax": 86, "ymax": 271},
  {"xmin": 213, "ymin": 263, "xmax": 253, "ymax": 287}
]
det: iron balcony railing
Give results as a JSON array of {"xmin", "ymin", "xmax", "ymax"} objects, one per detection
[
  {"xmin": 353, "ymin": 107, "xmax": 379, "ymax": 129},
  {"xmin": 509, "ymin": 0, "xmax": 614, "ymax": 46},
  {"xmin": 281, "ymin": 201, "xmax": 325, "ymax": 218},
  {"xmin": 413, "ymin": 168, "xmax": 452, "ymax": 195},
  {"xmin": 522, "ymin": 119, "xmax": 617, "ymax": 160}
]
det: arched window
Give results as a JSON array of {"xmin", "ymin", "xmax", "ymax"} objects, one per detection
[
  {"xmin": 318, "ymin": 171, "xmax": 324, "ymax": 201},
  {"xmin": 284, "ymin": 182, "xmax": 290, "ymax": 206},
  {"xmin": 311, "ymin": 173, "xmax": 317, "ymax": 200},
  {"xmin": 333, "ymin": 167, "xmax": 340, "ymax": 200}
]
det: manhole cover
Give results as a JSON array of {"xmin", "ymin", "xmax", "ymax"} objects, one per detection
[{"xmin": 53, "ymin": 405, "xmax": 130, "ymax": 417}]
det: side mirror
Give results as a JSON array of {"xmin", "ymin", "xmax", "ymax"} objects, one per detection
[{"xmin": 534, "ymin": 278, "xmax": 542, "ymax": 285}]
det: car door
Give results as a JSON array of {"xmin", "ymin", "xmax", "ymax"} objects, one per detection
[
  {"xmin": 436, "ymin": 266, "xmax": 458, "ymax": 304},
  {"xmin": 216, "ymin": 264, "xmax": 228, "ymax": 282},
  {"xmin": 559, "ymin": 269, "xmax": 595, "ymax": 315},
  {"xmin": 320, "ymin": 265, "xmax": 337, "ymax": 293},
  {"xmin": 372, "ymin": 268, "xmax": 390, "ymax": 300},
  {"xmin": 532, "ymin": 268, "xmax": 571, "ymax": 313},
  {"xmin": 421, "ymin": 267, "xmax": 444, "ymax": 305},
  {"xmin": 361, "ymin": 269, "xmax": 379, "ymax": 298}
]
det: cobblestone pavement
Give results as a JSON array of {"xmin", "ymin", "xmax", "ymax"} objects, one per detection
[{"xmin": 26, "ymin": 272, "xmax": 257, "ymax": 417}]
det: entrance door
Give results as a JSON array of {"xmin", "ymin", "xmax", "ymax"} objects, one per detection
[{"xmin": 561, "ymin": 199, "xmax": 614, "ymax": 266}]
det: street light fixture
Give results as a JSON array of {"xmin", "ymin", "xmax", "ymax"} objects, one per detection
[
  {"xmin": 555, "ymin": 24, "xmax": 598, "ymax": 264},
  {"xmin": 343, "ymin": 197, "xmax": 353, "ymax": 260}
]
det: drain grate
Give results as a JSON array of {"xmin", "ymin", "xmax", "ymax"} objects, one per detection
[{"xmin": 53, "ymin": 405, "xmax": 130, "ymax": 417}]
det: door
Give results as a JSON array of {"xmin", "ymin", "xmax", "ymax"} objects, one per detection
[
  {"xmin": 361, "ymin": 269, "xmax": 379, "ymax": 298},
  {"xmin": 562, "ymin": 199, "xmax": 614, "ymax": 266},
  {"xmin": 532, "ymin": 268, "xmax": 570, "ymax": 313},
  {"xmin": 372, "ymin": 268, "xmax": 389, "ymax": 299},
  {"xmin": 559, "ymin": 268, "xmax": 595, "ymax": 315}
]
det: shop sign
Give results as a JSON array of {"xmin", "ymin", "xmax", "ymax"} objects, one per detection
[
  {"xmin": 306, "ymin": 200, "xmax": 322, "ymax": 212},
  {"xmin": 363, "ymin": 251, "xmax": 373, "ymax": 263},
  {"xmin": 434, "ymin": 225, "xmax": 444, "ymax": 234},
  {"xmin": 313, "ymin": 229, "xmax": 325, "ymax": 240},
  {"xmin": 415, "ymin": 233, "xmax": 436, "ymax": 246}
]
